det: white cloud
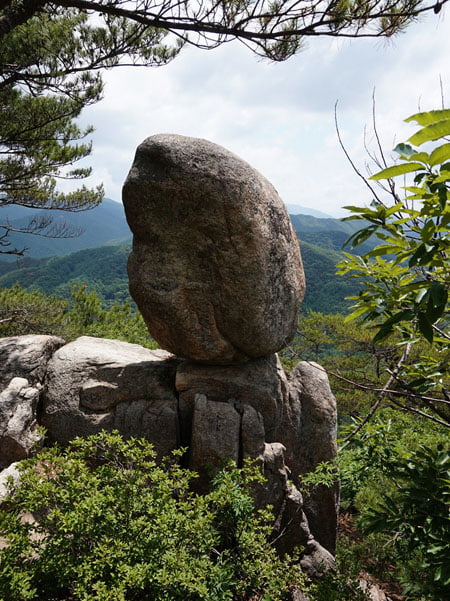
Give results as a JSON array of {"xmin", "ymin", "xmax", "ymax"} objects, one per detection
[{"xmin": 73, "ymin": 9, "xmax": 450, "ymax": 217}]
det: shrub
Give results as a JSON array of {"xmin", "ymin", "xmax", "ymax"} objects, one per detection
[
  {"xmin": 0, "ymin": 431, "xmax": 305, "ymax": 601},
  {"xmin": 360, "ymin": 443, "xmax": 450, "ymax": 601}
]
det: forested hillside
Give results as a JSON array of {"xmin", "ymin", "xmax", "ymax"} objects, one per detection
[
  {"xmin": 0, "ymin": 211, "xmax": 370, "ymax": 313},
  {"xmin": 0, "ymin": 239, "xmax": 360, "ymax": 314}
]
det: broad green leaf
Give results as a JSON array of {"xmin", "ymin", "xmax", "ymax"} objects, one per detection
[
  {"xmin": 405, "ymin": 108, "xmax": 450, "ymax": 126},
  {"xmin": 365, "ymin": 245, "xmax": 399, "ymax": 257},
  {"xmin": 426, "ymin": 289, "xmax": 446, "ymax": 322},
  {"xmin": 418, "ymin": 312, "xmax": 434, "ymax": 343},
  {"xmin": 430, "ymin": 281, "xmax": 448, "ymax": 308},
  {"xmin": 409, "ymin": 151, "xmax": 430, "ymax": 163},
  {"xmin": 343, "ymin": 225, "xmax": 377, "ymax": 249},
  {"xmin": 434, "ymin": 172, "xmax": 450, "ymax": 183},
  {"xmin": 403, "ymin": 185, "xmax": 425, "ymax": 195},
  {"xmin": 344, "ymin": 305, "xmax": 369, "ymax": 321},
  {"xmin": 369, "ymin": 162, "xmax": 425, "ymax": 180},
  {"xmin": 414, "ymin": 172, "xmax": 428, "ymax": 184},
  {"xmin": 342, "ymin": 205, "xmax": 371, "ymax": 213},
  {"xmin": 409, "ymin": 243, "xmax": 427, "ymax": 267},
  {"xmin": 421, "ymin": 219, "xmax": 436, "ymax": 242},
  {"xmin": 429, "ymin": 142, "xmax": 450, "ymax": 166},
  {"xmin": 382, "ymin": 310, "xmax": 415, "ymax": 327},
  {"xmin": 373, "ymin": 326, "xmax": 394, "ymax": 343},
  {"xmin": 385, "ymin": 202, "xmax": 405, "ymax": 217},
  {"xmin": 408, "ymin": 119, "xmax": 450, "ymax": 145}
]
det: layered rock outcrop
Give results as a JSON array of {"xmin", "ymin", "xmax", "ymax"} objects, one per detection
[
  {"xmin": 123, "ymin": 134, "xmax": 305, "ymax": 364},
  {"xmin": 41, "ymin": 336, "xmax": 180, "ymax": 458},
  {"xmin": 0, "ymin": 335, "xmax": 338, "ymax": 562}
]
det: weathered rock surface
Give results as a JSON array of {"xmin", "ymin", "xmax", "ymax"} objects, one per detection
[
  {"xmin": 0, "ymin": 335, "xmax": 65, "ymax": 391},
  {"xmin": 289, "ymin": 361, "xmax": 339, "ymax": 554},
  {"xmin": 175, "ymin": 354, "xmax": 287, "ymax": 447},
  {"xmin": 0, "ymin": 335, "xmax": 339, "ymax": 563},
  {"xmin": 0, "ymin": 377, "xmax": 43, "ymax": 469},
  {"xmin": 0, "ymin": 461, "xmax": 20, "ymax": 502},
  {"xmin": 41, "ymin": 336, "xmax": 180, "ymax": 458},
  {"xmin": 190, "ymin": 394, "xmax": 241, "ymax": 483},
  {"xmin": 257, "ymin": 443, "xmax": 334, "ymax": 573},
  {"xmin": 175, "ymin": 354, "xmax": 338, "ymax": 554},
  {"xmin": 123, "ymin": 134, "xmax": 305, "ymax": 364}
]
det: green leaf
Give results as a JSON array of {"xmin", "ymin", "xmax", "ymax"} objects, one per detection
[
  {"xmin": 430, "ymin": 281, "xmax": 448, "ymax": 308},
  {"xmin": 343, "ymin": 225, "xmax": 377, "ymax": 249},
  {"xmin": 369, "ymin": 162, "xmax": 425, "ymax": 180},
  {"xmin": 373, "ymin": 325, "xmax": 394, "ymax": 343},
  {"xmin": 421, "ymin": 219, "xmax": 436, "ymax": 242},
  {"xmin": 409, "ymin": 243, "xmax": 427, "ymax": 267},
  {"xmin": 382, "ymin": 310, "xmax": 415, "ymax": 327},
  {"xmin": 434, "ymin": 172, "xmax": 450, "ymax": 183},
  {"xmin": 342, "ymin": 205, "xmax": 371, "ymax": 214},
  {"xmin": 405, "ymin": 108, "xmax": 450, "ymax": 126},
  {"xmin": 418, "ymin": 312, "xmax": 434, "ymax": 343},
  {"xmin": 408, "ymin": 119, "xmax": 450, "ymax": 145},
  {"xmin": 408, "ymin": 151, "xmax": 430, "ymax": 163},
  {"xmin": 365, "ymin": 245, "xmax": 397, "ymax": 258},
  {"xmin": 429, "ymin": 142, "xmax": 450, "ymax": 167}
]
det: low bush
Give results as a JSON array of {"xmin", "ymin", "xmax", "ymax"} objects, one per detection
[{"xmin": 0, "ymin": 431, "xmax": 305, "ymax": 601}]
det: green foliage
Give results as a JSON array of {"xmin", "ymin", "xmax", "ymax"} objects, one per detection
[
  {"xmin": 360, "ymin": 443, "xmax": 450, "ymax": 600},
  {"xmin": 65, "ymin": 284, "xmax": 158, "ymax": 347},
  {"xmin": 338, "ymin": 410, "xmax": 449, "ymax": 599},
  {"xmin": 299, "ymin": 242, "xmax": 360, "ymax": 314},
  {"xmin": 298, "ymin": 461, "xmax": 340, "ymax": 496},
  {"xmin": 0, "ymin": 244, "xmax": 132, "ymax": 305},
  {"xmin": 280, "ymin": 310, "xmax": 404, "ymax": 417},
  {"xmin": 338, "ymin": 109, "xmax": 450, "ymax": 343},
  {"xmin": 0, "ymin": 282, "xmax": 156, "ymax": 348},
  {"xmin": 308, "ymin": 570, "xmax": 370, "ymax": 601},
  {"xmin": 0, "ymin": 9, "xmax": 106, "ymax": 254},
  {"xmin": 0, "ymin": 431, "xmax": 305, "ymax": 601},
  {"xmin": 0, "ymin": 3, "xmax": 179, "ymax": 255},
  {"xmin": 0, "ymin": 284, "xmax": 67, "ymax": 337},
  {"xmin": 337, "ymin": 108, "xmax": 450, "ymax": 423}
]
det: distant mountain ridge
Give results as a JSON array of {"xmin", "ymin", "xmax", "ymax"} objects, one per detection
[
  {"xmin": 1, "ymin": 197, "xmax": 362, "ymax": 261},
  {"xmin": 285, "ymin": 204, "xmax": 334, "ymax": 219},
  {"xmin": 0, "ymin": 201, "xmax": 373, "ymax": 314},
  {"xmin": 0, "ymin": 198, "xmax": 130, "ymax": 260},
  {"xmin": 0, "ymin": 198, "xmax": 375, "ymax": 313}
]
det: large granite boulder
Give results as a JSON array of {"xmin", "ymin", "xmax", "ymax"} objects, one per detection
[
  {"xmin": 41, "ymin": 336, "xmax": 180, "ymax": 458},
  {"xmin": 123, "ymin": 134, "xmax": 305, "ymax": 364}
]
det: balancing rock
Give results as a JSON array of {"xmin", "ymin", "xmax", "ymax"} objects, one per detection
[{"xmin": 123, "ymin": 134, "xmax": 305, "ymax": 364}]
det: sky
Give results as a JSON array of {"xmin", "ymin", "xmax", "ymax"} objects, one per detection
[{"xmin": 74, "ymin": 9, "xmax": 450, "ymax": 218}]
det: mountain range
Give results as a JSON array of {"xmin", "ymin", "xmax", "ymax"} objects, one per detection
[{"xmin": 0, "ymin": 199, "xmax": 370, "ymax": 314}]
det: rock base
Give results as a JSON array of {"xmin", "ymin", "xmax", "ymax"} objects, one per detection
[{"xmin": 0, "ymin": 334, "xmax": 338, "ymax": 571}]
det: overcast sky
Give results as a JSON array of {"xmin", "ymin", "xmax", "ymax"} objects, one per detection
[{"xmin": 75, "ymin": 10, "xmax": 449, "ymax": 218}]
